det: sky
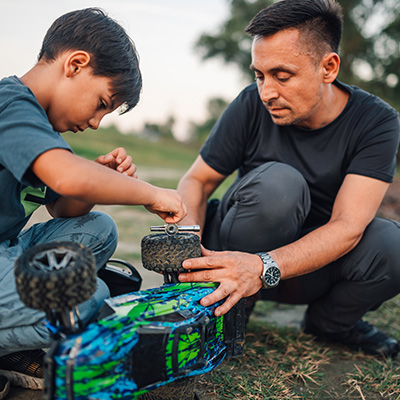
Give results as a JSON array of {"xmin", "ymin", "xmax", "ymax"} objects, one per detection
[{"xmin": 0, "ymin": 0, "xmax": 247, "ymax": 140}]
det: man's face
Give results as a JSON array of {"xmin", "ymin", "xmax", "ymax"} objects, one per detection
[
  {"xmin": 48, "ymin": 68, "xmax": 120, "ymax": 133},
  {"xmin": 251, "ymin": 29, "xmax": 326, "ymax": 129}
]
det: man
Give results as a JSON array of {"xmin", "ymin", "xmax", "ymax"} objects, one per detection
[{"xmin": 177, "ymin": 0, "xmax": 400, "ymax": 358}]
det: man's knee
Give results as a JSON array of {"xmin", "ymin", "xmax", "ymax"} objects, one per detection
[
  {"xmin": 231, "ymin": 163, "xmax": 310, "ymax": 225},
  {"xmin": 215, "ymin": 162, "xmax": 311, "ymax": 252},
  {"xmin": 247, "ymin": 162, "xmax": 311, "ymax": 222}
]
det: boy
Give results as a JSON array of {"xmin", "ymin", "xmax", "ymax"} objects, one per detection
[{"xmin": 0, "ymin": 8, "xmax": 186, "ymax": 394}]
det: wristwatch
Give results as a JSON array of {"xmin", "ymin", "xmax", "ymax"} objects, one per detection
[{"xmin": 256, "ymin": 252, "xmax": 281, "ymax": 288}]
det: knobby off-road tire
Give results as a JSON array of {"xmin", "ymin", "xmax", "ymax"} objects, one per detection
[
  {"xmin": 141, "ymin": 233, "xmax": 201, "ymax": 274},
  {"xmin": 15, "ymin": 241, "xmax": 97, "ymax": 312}
]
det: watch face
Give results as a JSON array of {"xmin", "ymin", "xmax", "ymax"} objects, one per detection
[{"xmin": 264, "ymin": 266, "xmax": 280, "ymax": 287}]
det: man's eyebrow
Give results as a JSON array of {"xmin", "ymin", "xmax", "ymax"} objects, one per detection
[
  {"xmin": 250, "ymin": 64, "xmax": 297, "ymax": 74},
  {"xmin": 249, "ymin": 64, "xmax": 259, "ymax": 72}
]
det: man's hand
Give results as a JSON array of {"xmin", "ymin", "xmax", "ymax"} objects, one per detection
[
  {"xmin": 95, "ymin": 147, "xmax": 138, "ymax": 178},
  {"xmin": 145, "ymin": 187, "xmax": 188, "ymax": 224},
  {"xmin": 179, "ymin": 246, "xmax": 263, "ymax": 316}
]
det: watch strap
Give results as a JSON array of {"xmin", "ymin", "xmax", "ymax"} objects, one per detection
[{"xmin": 256, "ymin": 252, "xmax": 280, "ymax": 288}]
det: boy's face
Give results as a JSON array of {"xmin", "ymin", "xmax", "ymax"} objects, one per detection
[{"xmin": 48, "ymin": 66, "xmax": 120, "ymax": 133}]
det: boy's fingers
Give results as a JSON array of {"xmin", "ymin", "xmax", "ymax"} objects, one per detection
[{"xmin": 117, "ymin": 156, "xmax": 134, "ymax": 171}]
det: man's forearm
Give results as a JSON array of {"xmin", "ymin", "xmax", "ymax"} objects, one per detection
[
  {"xmin": 269, "ymin": 217, "xmax": 363, "ymax": 280},
  {"xmin": 177, "ymin": 175, "xmax": 208, "ymax": 234}
]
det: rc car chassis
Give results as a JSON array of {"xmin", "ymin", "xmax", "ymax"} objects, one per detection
[{"xmin": 14, "ymin": 225, "xmax": 245, "ymax": 400}]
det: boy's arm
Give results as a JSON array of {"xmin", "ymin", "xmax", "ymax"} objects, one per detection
[
  {"xmin": 33, "ymin": 148, "xmax": 186, "ymax": 223},
  {"xmin": 47, "ymin": 147, "xmax": 138, "ymax": 217}
]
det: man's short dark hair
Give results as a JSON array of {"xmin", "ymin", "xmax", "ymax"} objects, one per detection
[
  {"xmin": 245, "ymin": 0, "xmax": 343, "ymax": 61},
  {"xmin": 38, "ymin": 8, "xmax": 142, "ymax": 114}
]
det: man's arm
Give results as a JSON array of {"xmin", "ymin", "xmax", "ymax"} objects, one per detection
[
  {"xmin": 33, "ymin": 148, "xmax": 186, "ymax": 223},
  {"xmin": 177, "ymin": 155, "xmax": 227, "ymax": 235},
  {"xmin": 179, "ymin": 173, "xmax": 389, "ymax": 316}
]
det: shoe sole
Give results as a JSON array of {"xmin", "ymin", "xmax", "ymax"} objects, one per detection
[
  {"xmin": 0, "ymin": 379, "xmax": 10, "ymax": 400},
  {"xmin": 0, "ymin": 369, "xmax": 43, "ymax": 390}
]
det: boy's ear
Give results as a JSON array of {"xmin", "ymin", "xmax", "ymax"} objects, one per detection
[
  {"xmin": 321, "ymin": 52, "xmax": 340, "ymax": 84},
  {"xmin": 64, "ymin": 51, "xmax": 92, "ymax": 78}
]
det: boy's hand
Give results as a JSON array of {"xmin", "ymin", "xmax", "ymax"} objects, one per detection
[
  {"xmin": 95, "ymin": 147, "xmax": 138, "ymax": 178},
  {"xmin": 145, "ymin": 188, "xmax": 187, "ymax": 223}
]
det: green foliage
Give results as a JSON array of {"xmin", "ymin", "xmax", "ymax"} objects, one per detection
[
  {"xmin": 195, "ymin": 0, "xmax": 272, "ymax": 82},
  {"xmin": 143, "ymin": 115, "xmax": 176, "ymax": 141}
]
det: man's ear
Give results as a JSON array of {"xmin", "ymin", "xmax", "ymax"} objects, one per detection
[
  {"xmin": 64, "ymin": 51, "xmax": 91, "ymax": 78},
  {"xmin": 321, "ymin": 52, "xmax": 340, "ymax": 84}
]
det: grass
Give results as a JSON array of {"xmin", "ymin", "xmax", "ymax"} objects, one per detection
[
  {"xmin": 197, "ymin": 298, "xmax": 400, "ymax": 400},
  {"xmin": 64, "ymin": 127, "xmax": 400, "ymax": 400},
  {"xmin": 63, "ymin": 125, "xmax": 200, "ymax": 169}
]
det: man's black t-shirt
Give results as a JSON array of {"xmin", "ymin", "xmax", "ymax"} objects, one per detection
[{"xmin": 200, "ymin": 81, "xmax": 400, "ymax": 230}]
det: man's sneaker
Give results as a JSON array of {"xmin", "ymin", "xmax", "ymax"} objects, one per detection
[
  {"xmin": 304, "ymin": 318, "xmax": 399, "ymax": 358},
  {"xmin": 0, "ymin": 376, "xmax": 10, "ymax": 400},
  {"xmin": 0, "ymin": 350, "xmax": 44, "ymax": 390}
]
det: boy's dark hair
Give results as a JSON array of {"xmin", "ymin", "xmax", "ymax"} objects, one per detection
[
  {"xmin": 38, "ymin": 8, "xmax": 142, "ymax": 114},
  {"xmin": 245, "ymin": 0, "xmax": 343, "ymax": 62}
]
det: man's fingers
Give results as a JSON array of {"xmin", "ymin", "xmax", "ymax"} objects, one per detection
[
  {"xmin": 199, "ymin": 284, "xmax": 241, "ymax": 316},
  {"xmin": 214, "ymin": 292, "xmax": 242, "ymax": 316},
  {"xmin": 182, "ymin": 252, "xmax": 227, "ymax": 270},
  {"xmin": 201, "ymin": 246, "xmax": 215, "ymax": 257},
  {"xmin": 179, "ymin": 268, "xmax": 216, "ymax": 283}
]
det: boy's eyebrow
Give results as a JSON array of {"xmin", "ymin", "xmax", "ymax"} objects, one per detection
[{"xmin": 108, "ymin": 95, "xmax": 116, "ymax": 109}]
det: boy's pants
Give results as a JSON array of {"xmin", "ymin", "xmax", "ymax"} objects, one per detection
[
  {"xmin": 0, "ymin": 211, "xmax": 117, "ymax": 357},
  {"xmin": 202, "ymin": 162, "xmax": 400, "ymax": 334}
]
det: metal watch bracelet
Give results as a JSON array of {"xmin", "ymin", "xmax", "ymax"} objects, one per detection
[{"xmin": 256, "ymin": 252, "xmax": 281, "ymax": 289}]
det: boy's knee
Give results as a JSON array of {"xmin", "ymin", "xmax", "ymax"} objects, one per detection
[
  {"xmin": 73, "ymin": 211, "xmax": 118, "ymax": 266},
  {"xmin": 85, "ymin": 211, "xmax": 117, "ymax": 234},
  {"xmin": 79, "ymin": 211, "xmax": 118, "ymax": 245},
  {"xmin": 78, "ymin": 277, "xmax": 110, "ymax": 324}
]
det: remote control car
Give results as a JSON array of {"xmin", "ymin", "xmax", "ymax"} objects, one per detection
[{"xmin": 14, "ymin": 225, "xmax": 245, "ymax": 400}]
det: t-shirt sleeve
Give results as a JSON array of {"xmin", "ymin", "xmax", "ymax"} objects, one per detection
[
  {"xmin": 0, "ymin": 93, "xmax": 72, "ymax": 187},
  {"xmin": 200, "ymin": 86, "xmax": 258, "ymax": 176},
  {"xmin": 346, "ymin": 102, "xmax": 400, "ymax": 183}
]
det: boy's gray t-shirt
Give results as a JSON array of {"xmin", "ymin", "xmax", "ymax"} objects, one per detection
[{"xmin": 0, "ymin": 76, "xmax": 72, "ymax": 242}]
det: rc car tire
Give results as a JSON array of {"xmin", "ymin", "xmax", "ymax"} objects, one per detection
[
  {"xmin": 14, "ymin": 241, "xmax": 97, "ymax": 312},
  {"xmin": 141, "ymin": 233, "xmax": 201, "ymax": 273}
]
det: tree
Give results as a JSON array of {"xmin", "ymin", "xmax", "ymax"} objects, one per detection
[
  {"xmin": 189, "ymin": 97, "xmax": 229, "ymax": 144},
  {"xmin": 195, "ymin": 0, "xmax": 400, "ymax": 110},
  {"xmin": 141, "ymin": 115, "xmax": 176, "ymax": 141}
]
